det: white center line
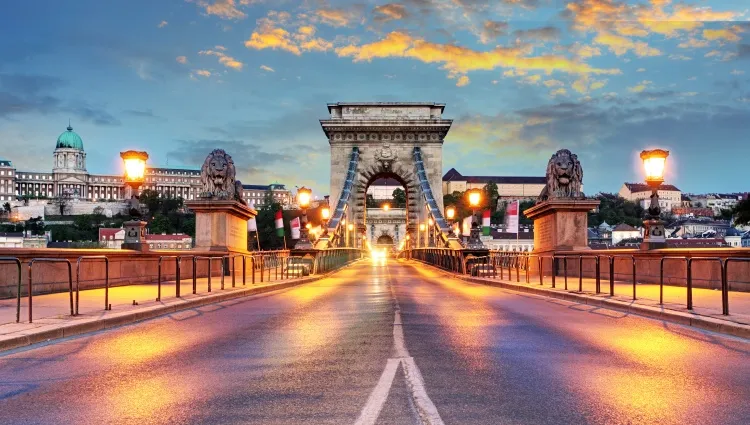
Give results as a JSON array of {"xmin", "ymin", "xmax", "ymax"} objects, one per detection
[{"xmin": 354, "ymin": 263, "xmax": 445, "ymax": 425}]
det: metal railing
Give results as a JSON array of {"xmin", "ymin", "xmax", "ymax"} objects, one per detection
[
  {"xmin": 1, "ymin": 257, "xmax": 23, "ymax": 323},
  {"xmin": 192, "ymin": 256, "xmax": 225, "ymax": 294},
  {"xmin": 28, "ymin": 258, "xmax": 73, "ymax": 323},
  {"xmin": 75, "ymin": 256, "xmax": 109, "ymax": 315},
  {"xmin": 157, "ymin": 256, "xmax": 182, "ymax": 301}
]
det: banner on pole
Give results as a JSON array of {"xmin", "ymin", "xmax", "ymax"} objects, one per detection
[
  {"xmin": 505, "ymin": 200, "xmax": 519, "ymax": 234},
  {"xmin": 274, "ymin": 210, "xmax": 284, "ymax": 237},
  {"xmin": 290, "ymin": 217, "xmax": 301, "ymax": 239},
  {"xmin": 462, "ymin": 216, "xmax": 472, "ymax": 236},
  {"xmin": 482, "ymin": 210, "xmax": 491, "ymax": 236},
  {"xmin": 247, "ymin": 200, "xmax": 257, "ymax": 232}
]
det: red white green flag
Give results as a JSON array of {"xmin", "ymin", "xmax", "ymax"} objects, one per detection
[
  {"xmin": 275, "ymin": 210, "xmax": 284, "ymax": 237},
  {"xmin": 482, "ymin": 210, "xmax": 491, "ymax": 236}
]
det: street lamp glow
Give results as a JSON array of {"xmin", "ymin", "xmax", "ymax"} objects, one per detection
[
  {"xmin": 640, "ymin": 149, "xmax": 669, "ymax": 185},
  {"xmin": 419, "ymin": 223, "xmax": 426, "ymax": 232},
  {"xmin": 382, "ymin": 203, "xmax": 390, "ymax": 212},
  {"xmin": 297, "ymin": 187, "xmax": 312, "ymax": 208},
  {"xmin": 467, "ymin": 189, "xmax": 481, "ymax": 207},
  {"xmin": 321, "ymin": 207, "xmax": 330, "ymax": 220},
  {"xmin": 120, "ymin": 150, "xmax": 148, "ymax": 188},
  {"xmin": 428, "ymin": 218, "xmax": 434, "ymax": 227},
  {"xmin": 348, "ymin": 223, "xmax": 354, "ymax": 231},
  {"xmin": 306, "ymin": 223, "xmax": 312, "ymax": 230},
  {"xmin": 445, "ymin": 206, "xmax": 456, "ymax": 220}
]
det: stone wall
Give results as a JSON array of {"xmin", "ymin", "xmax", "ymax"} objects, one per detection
[{"xmin": 0, "ymin": 248, "xmax": 262, "ymax": 298}]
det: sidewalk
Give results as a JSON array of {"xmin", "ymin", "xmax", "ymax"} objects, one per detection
[
  {"xmin": 0, "ymin": 272, "xmax": 323, "ymax": 352},
  {"xmin": 416, "ymin": 262, "xmax": 750, "ymax": 339}
]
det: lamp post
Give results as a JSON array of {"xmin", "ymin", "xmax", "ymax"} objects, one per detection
[
  {"xmin": 321, "ymin": 206, "xmax": 330, "ymax": 238},
  {"xmin": 419, "ymin": 223, "xmax": 426, "ymax": 248},
  {"xmin": 347, "ymin": 223, "xmax": 354, "ymax": 248},
  {"xmin": 640, "ymin": 149, "xmax": 669, "ymax": 250},
  {"xmin": 466, "ymin": 188, "xmax": 483, "ymax": 248},
  {"xmin": 428, "ymin": 217, "xmax": 434, "ymax": 247},
  {"xmin": 119, "ymin": 150, "xmax": 149, "ymax": 251},
  {"xmin": 296, "ymin": 186, "xmax": 313, "ymax": 249}
]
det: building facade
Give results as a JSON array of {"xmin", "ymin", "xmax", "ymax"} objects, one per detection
[
  {"xmin": 618, "ymin": 183, "xmax": 681, "ymax": 212},
  {"xmin": 442, "ymin": 168, "xmax": 546, "ymax": 201},
  {"xmin": 5, "ymin": 124, "xmax": 292, "ymax": 208}
]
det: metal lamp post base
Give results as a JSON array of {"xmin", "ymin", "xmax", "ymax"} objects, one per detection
[{"xmin": 641, "ymin": 219, "xmax": 667, "ymax": 250}]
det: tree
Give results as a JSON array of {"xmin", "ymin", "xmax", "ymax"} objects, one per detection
[
  {"xmin": 149, "ymin": 214, "xmax": 172, "ymax": 234},
  {"xmin": 366, "ymin": 194, "xmax": 378, "ymax": 208},
  {"xmin": 392, "ymin": 188, "xmax": 407, "ymax": 208},
  {"xmin": 91, "ymin": 206, "xmax": 106, "ymax": 228},
  {"xmin": 483, "ymin": 182, "xmax": 499, "ymax": 211},
  {"xmin": 732, "ymin": 199, "xmax": 750, "ymax": 226},
  {"xmin": 2, "ymin": 202, "xmax": 10, "ymax": 216}
]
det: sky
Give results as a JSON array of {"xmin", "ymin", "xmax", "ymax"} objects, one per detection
[{"xmin": 0, "ymin": 0, "xmax": 749, "ymax": 196}]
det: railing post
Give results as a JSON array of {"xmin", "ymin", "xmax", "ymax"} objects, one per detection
[
  {"xmin": 157, "ymin": 258, "xmax": 162, "ymax": 302},
  {"xmin": 176, "ymin": 257, "xmax": 181, "ymax": 298},
  {"xmin": 609, "ymin": 256, "xmax": 614, "ymax": 296},
  {"xmin": 632, "ymin": 257, "xmax": 637, "ymax": 301},
  {"xmin": 578, "ymin": 256, "xmax": 583, "ymax": 293},
  {"xmin": 659, "ymin": 257, "xmax": 665, "ymax": 305},
  {"xmin": 208, "ymin": 260, "xmax": 212, "ymax": 292},
  {"xmin": 193, "ymin": 257, "xmax": 197, "ymax": 294},
  {"xmin": 687, "ymin": 258, "xmax": 693, "ymax": 310},
  {"xmin": 551, "ymin": 257, "xmax": 556, "ymax": 288},
  {"xmin": 722, "ymin": 260, "xmax": 729, "ymax": 316},
  {"xmin": 242, "ymin": 255, "xmax": 246, "ymax": 285},
  {"xmin": 595, "ymin": 257, "xmax": 600, "ymax": 294},
  {"xmin": 563, "ymin": 257, "xmax": 568, "ymax": 290}
]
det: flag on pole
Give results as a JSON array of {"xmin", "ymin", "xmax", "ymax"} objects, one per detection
[
  {"xmin": 462, "ymin": 216, "xmax": 472, "ymax": 236},
  {"xmin": 505, "ymin": 200, "xmax": 519, "ymax": 234},
  {"xmin": 290, "ymin": 217, "xmax": 301, "ymax": 239},
  {"xmin": 482, "ymin": 210, "xmax": 491, "ymax": 236},
  {"xmin": 275, "ymin": 210, "xmax": 284, "ymax": 237},
  {"xmin": 247, "ymin": 200, "xmax": 257, "ymax": 232}
]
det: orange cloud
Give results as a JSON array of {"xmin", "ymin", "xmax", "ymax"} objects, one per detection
[
  {"xmin": 260, "ymin": 65, "xmax": 274, "ymax": 72},
  {"xmin": 245, "ymin": 13, "xmax": 333, "ymax": 55},
  {"xmin": 336, "ymin": 31, "xmax": 621, "ymax": 83},
  {"xmin": 594, "ymin": 32, "xmax": 661, "ymax": 57},
  {"xmin": 627, "ymin": 80, "xmax": 652, "ymax": 93},
  {"xmin": 703, "ymin": 28, "xmax": 741, "ymax": 42},
  {"xmin": 194, "ymin": 69, "xmax": 212, "ymax": 77},
  {"xmin": 456, "ymin": 75, "xmax": 470, "ymax": 87},
  {"xmin": 176, "ymin": 56, "xmax": 188, "ymax": 64},
  {"xmin": 316, "ymin": 8, "xmax": 358, "ymax": 27},
  {"xmin": 245, "ymin": 27, "xmax": 301, "ymax": 54},
  {"xmin": 199, "ymin": 48, "xmax": 244, "ymax": 70},
  {"xmin": 201, "ymin": 0, "xmax": 256, "ymax": 20},
  {"xmin": 373, "ymin": 3, "xmax": 409, "ymax": 23}
]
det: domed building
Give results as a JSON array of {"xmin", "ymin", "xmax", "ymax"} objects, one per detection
[
  {"xmin": 0, "ymin": 123, "xmax": 292, "ymax": 213},
  {"xmin": 52, "ymin": 124, "xmax": 88, "ymax": 198}
]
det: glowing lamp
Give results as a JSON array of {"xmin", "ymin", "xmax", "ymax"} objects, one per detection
[
  {"xmin": 382, "ymin": 203, "xmax": 390, "ymax": 212},
  {"xmin": 445, "ymin": 206, "xmax": 456, "ymax": 220},
  {"xmin": 428, "ymin": 218, "xmax": 434, "ymax": 227},
  {"xmin": 306, "ymin": 223, "xmax": 312, "ymax": 230},
  {"xmin": 348, "ymin": 223, "xmax": 354, "ymax": 231},
  {"xmin": 321, "ymin": 207, "xmax": 330, "ymax": 220},
  {"xmin": 419, "ymin": 223, "xmax": 426, "ymax": 232},
  {"xmin": 120, "ymin": 150, "xmax": 148, "ymax": 188},
  {"xmin": 297, "ymin": 187, "xmax": 312, "ymax": 208},
  {"xmin": 467, "ymin": 189, "xmax": 481, "ymax": 207},
  {"xmin": 640, "ymin": 149, "xmax": 669, "ymax": 186}
]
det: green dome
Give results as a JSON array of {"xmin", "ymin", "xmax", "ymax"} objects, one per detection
[{"xmin": 56, "ymin": 125, "xmax": 84, "ymax": 150}]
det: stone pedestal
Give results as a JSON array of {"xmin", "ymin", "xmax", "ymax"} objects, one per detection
[
  {"xmin": 186, "ymin": 200, "xmax": 257, "ymax": 253},
  {"xmin": 641, "ymin": 219, "xmax": 667, "ymax": 250},
  {"xmin": 524, "ymin": 199, "xmax": 600, "ymax": 252},
  {"xmin": 122, "ymin": 220, "xmax": 149, "ymax": 251}
]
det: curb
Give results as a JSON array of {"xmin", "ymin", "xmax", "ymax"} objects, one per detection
[
  {"xmin": 416, "ymin": 262, "xmax": 750, "ymax": 340},
  {"xmin": 0, "ymin": 262, "xmax": 359, "ymax": 353}
]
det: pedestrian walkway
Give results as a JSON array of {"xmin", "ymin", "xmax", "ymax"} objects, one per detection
[
  {"xmin": 469, "ymin": 271, "xmax": 750, "ymax": 326},
  {"xmin": 0, "ymin": 272, "xmax": 311, "ymax": 351}
]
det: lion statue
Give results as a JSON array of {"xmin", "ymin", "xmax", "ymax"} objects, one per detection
[
  {"xmin": 199, "ymin": 149, "xmax": 238, "ymax": 200},
  {"xmin": 537, "ymin": 149, "xmax": 584, "ymax": 203}
]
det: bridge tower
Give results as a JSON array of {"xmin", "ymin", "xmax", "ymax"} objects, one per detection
[{"xmin": 321, "ymin": 102, "xmax": 454, "ymax": 248}]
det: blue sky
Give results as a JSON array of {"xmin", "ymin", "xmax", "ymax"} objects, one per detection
[{"xmin": 1, "ymin": 0, "xmax": 749, "ymax": 196}]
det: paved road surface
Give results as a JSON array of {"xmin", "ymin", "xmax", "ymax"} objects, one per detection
[{"xmin": 1, "ymin": 260, "xmax": 748, "ymax": 425}]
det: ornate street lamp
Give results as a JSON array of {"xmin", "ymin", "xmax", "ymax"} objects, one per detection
[
  {"xmin": 296, "ymin": 186, "xmax": 313, "ymax": 249},
  {"xmin": 445, "ymin": 206, "xmax": 456, "ymax": 221},
  {"xmin": 640, "ymin": 149, "xmax": 669, "ymax": 250},
  {"xmin": 347, "ymin": 223, "xmax": 354, "ymax": 247},
  {"xmin": 466, "ymin": 188, "xmax": 483, "ymax": 248},
  {"xmin": 119, "ymin": 150, "xmax": 149, "ymax": 251},
  {"xmin": 382, "ymin": 203, "xmax": 391, "ymax": 212},
  {"xmin": 321, "ymin": 206, "xmax": 331, "ymax": 238}
]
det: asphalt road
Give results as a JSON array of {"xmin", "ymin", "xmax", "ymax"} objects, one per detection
[{"xmin": 0, "ymin": 260, "xmax": 748, "ymax": 425}]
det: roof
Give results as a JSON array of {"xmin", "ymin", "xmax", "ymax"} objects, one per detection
[
  {"xmin": 612, "ymin": 223, "xmax": 639, "ymax": 232},
  {"xmin": 98, "ymin": 228, "xmax": 124, "ymax": 238},
  {"xmin": 0, "ymin": 232, "xmax": 24, "ymax": 237},
  {"xmin": 243, "ymin": 184, "xmax": 271, "ymax": 191},
  {"xmin": 442, "ymin": 168, "xmax": 545, "ymax": 185},
  {"xmin": 0, "ymin": 159, "xmax": 12, "ymax": 167},
  {"xmin": 55, "ymin": 125, "xmax": 84, "ymax": 150},
  {"xmin": 624, "ymin": 182, "xmax": 680, "ymax": 192},
  {"xmin": 681, "ymin": 194, "xmax": 691, "ymax": 201},
  {"xmin": 726, "ymin": 228, "xmax": 744, "ymax": 236},
  {"xmin": 145, "ymin": 234, "xmax": 192, "ymax": 241},
  {"xmin": 327, "ymin": 102, "xmax": 445, "ymax": 113}
]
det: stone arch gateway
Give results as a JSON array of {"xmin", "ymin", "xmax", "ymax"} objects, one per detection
[{"xmin": 321, "ymin": 102, "xmax": 457, "ymax": 248}]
